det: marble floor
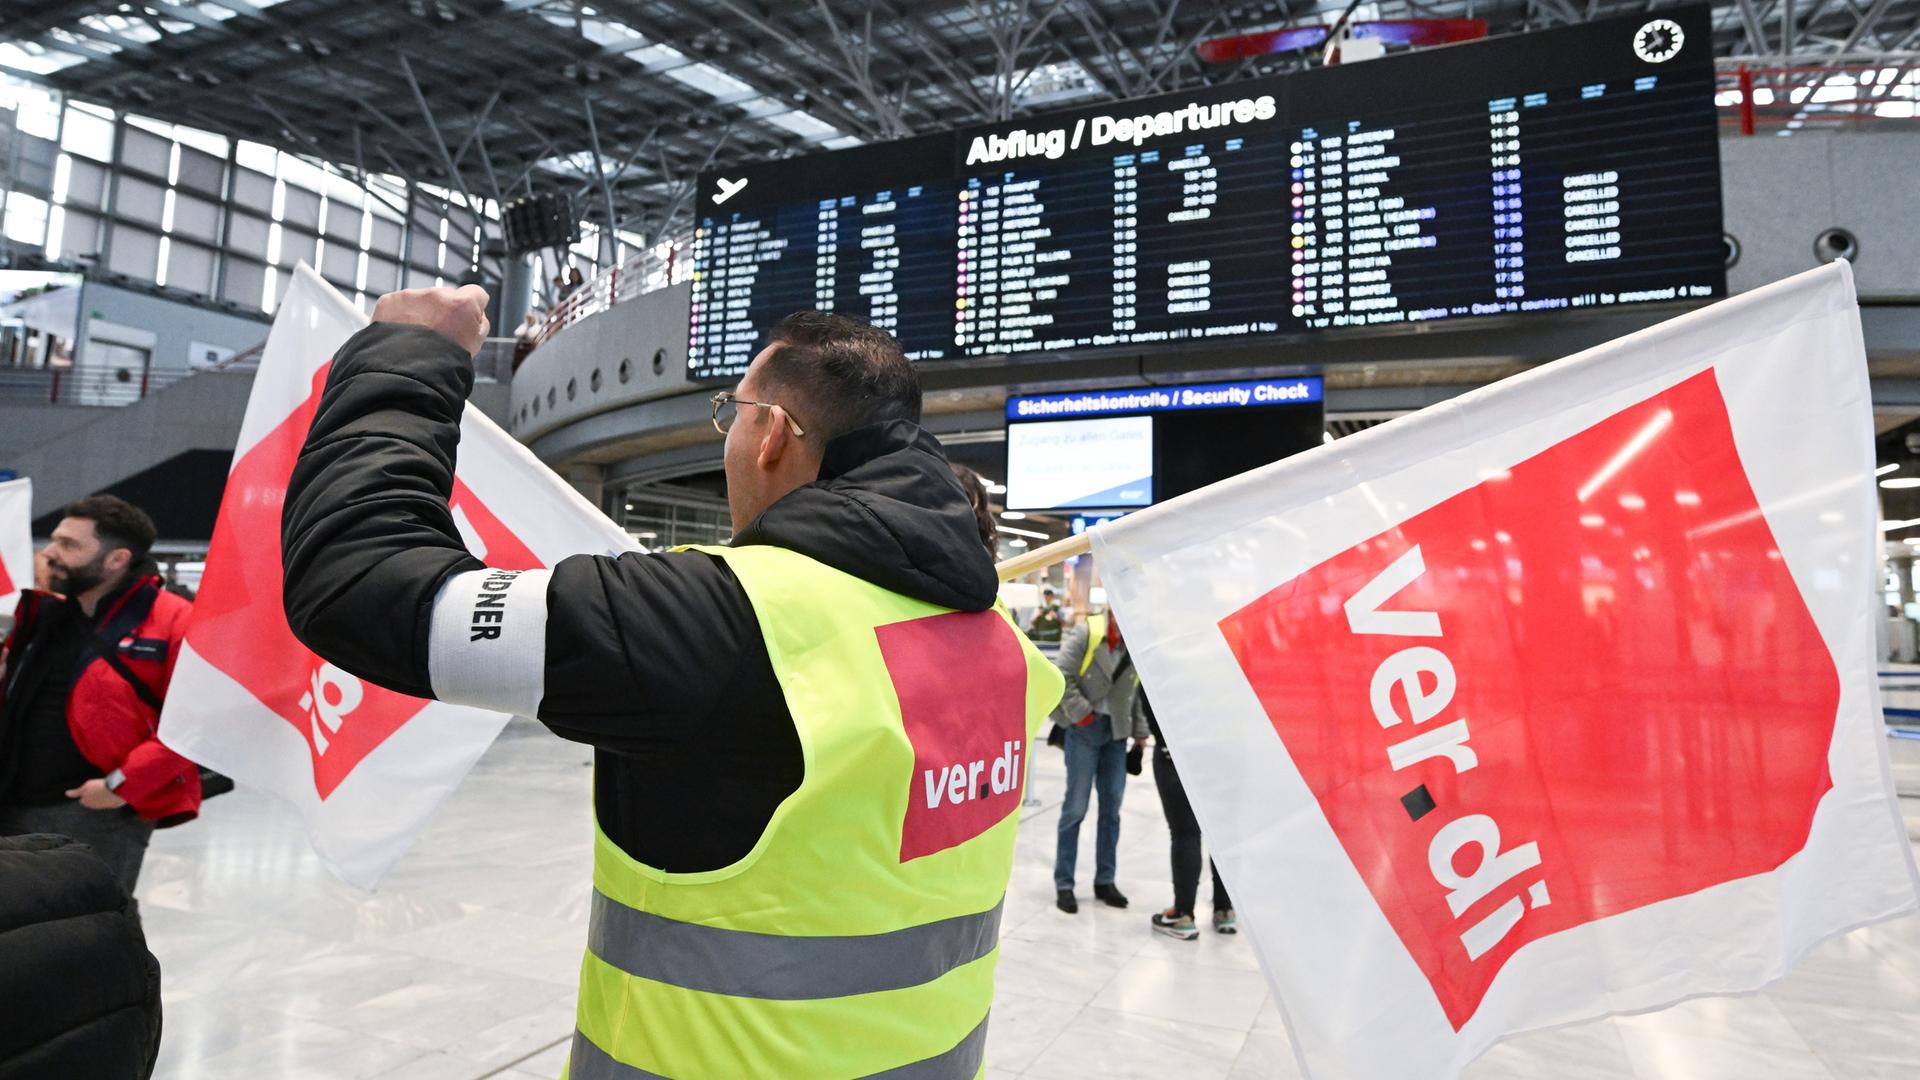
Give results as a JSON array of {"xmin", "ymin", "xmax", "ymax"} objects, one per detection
[{"xmin": 138, "ymin": 722, "xmax": 1920, "ymax": 1080}]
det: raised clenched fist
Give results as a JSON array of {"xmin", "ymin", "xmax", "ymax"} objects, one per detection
[{"xmin": 371, "ymin": 284, "xmax": 491, "ymax": 357}]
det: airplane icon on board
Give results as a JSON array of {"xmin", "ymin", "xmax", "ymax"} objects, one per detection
[{"xmin": 714, "ymin": 178, "xmax": 748, "ymax": 205}]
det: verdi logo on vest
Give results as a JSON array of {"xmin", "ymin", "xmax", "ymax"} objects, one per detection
[
  {"xmin": 879, "ymin": 610, "xmax": 1032, "ymax": 862},
  {"xmin": 921, "ymin": 739, "xmax": 1024, "ymax": 810},
  {"xmin": 1218, "ymin": 370, "xmax": 1840, "ymax": 1030}
]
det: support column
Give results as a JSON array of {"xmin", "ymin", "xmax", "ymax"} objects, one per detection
[
  {"xmin": 501, "ymin": 254, "xmax": 534, "ymax": 334},
  {"xmin": 1889, "ymin": 554, "xmax": 1917, "ymax": 662},
  {"xmin": 1066, "ymin": 552, "xmax": 1095, "ymax": 628}
]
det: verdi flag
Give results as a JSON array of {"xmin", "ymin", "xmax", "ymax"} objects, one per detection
[
  {"xmin": 0, "ymin": 476, "xmax": 31, "ymax": 613},
  {"xmin": 160, "ymin": 264, "xmax": 635, "ymax": 888},
  {"xmin": 1090, "ymin": 262, "xmax": 1920, "ymax": 1080}
]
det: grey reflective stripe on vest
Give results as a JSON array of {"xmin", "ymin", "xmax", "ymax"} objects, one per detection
[
  {"xmin": 568, "ymin": 1032, "xmax": 668, "ymax": 1080},
  {"xmin": 567, "ymin": 1014, "xmax": 990, "ymax": 1080},
  {"xmin": 587, "ymin": 889, "xmax": 1004, "ymax": 1000},
  {"xmin": 863, "ymin": 1014, "xmax": 989, "ymax": 1079}
]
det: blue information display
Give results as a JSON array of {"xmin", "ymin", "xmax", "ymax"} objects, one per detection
[
  {"xmin": 1005, "ymin": 377, "xmax": 1326, "ymax": 512},
  {"xmin": 1008, "ymin": 377, "xmax": 1323, "ymax": 420},
  {"xmin": 1005, "ymin": 415, "xmax": 1156, "ymax": 510},
  {"xmin": 691, "ymin": 8, "xmax": 1723, "ymax": 379}
]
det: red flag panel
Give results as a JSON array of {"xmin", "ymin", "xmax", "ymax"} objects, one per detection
[
  {"xmin": 1219, "ymin": 369, "xmax": 1839, "ymax": 1029},
  {"xmin": 187, "ymin": 365, "xmax": 534, "ymax": 799}
]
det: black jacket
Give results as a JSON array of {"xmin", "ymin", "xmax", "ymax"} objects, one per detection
[
  {"xmin": 0, "ymin": 834, "xmax": 162, "ymax": 1080},
  {"xmin": 281, "ymin": 323, "xmax": 998, "ymax": 872}
]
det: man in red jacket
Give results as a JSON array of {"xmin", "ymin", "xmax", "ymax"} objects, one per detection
[{"xmin": 0, "ymin": 495, "xmax": 199, "ymax": 896}]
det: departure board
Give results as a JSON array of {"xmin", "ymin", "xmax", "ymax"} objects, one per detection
[{"xmin": 689, "ymin": 6, "xmax": 1723, "ymax": 379}]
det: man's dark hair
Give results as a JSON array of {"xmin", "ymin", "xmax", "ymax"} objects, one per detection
[
  {"xmin": 63, "ymin": 495, "xmax": 157, "ymax": 562},
  {"xmin": 757, "ymin": 311, "xmax": 921, "ymax": 446}
]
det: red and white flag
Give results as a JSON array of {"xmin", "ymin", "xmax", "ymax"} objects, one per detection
[
  {"xmin": 0, "ymin": 476, "xmax": 32, "ymax": 615},
  {"xmin": 160, "ymin": 264, "xmax": 636, "ymax": 888},
  {"xmin": 1093, "ymin": 262, "xmax": 1920, "ymax": 1080}
]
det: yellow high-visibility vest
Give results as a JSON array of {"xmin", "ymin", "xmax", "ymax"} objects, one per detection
[
  {"xmin": 1081, "ymin": 611, "xmax": 1108, "ymax": 676},
  {"xmin": 565, "ymin": 543, "xmax": 1063, "ymax": 1079}
]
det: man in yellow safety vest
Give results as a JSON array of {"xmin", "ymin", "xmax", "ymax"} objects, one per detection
[{"xmin": 281, "ymin": 288, "xmax": 1064, "ymax": 1078}]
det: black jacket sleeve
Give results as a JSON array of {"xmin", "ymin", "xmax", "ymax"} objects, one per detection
[
  {"xmin": 540, "ymin": 549, "xmax": 777, "ymax": 751},
  {"xmin": 281, "ymin": 323, "xmax": 483, "ymax": 699},
  {"xmin": 278, "ymin": 321, "xmax": 784, "ymax": 758}
]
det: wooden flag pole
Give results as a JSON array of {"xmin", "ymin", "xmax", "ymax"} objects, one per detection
[{"xmin": 994, "ymin": 532, "xmax": 1091, "ymax": 581}]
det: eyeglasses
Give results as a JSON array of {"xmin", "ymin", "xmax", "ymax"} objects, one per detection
[{"xmin": 711, "ymin": 391, "xmax": 806, "ymax": 437}]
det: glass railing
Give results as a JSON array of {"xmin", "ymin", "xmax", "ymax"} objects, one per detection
[{"xmin": 529, "ymin": 237, "xmax": 693, "ymax": 351}]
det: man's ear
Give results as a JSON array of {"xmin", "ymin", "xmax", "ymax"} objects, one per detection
[
  {"xmin": 105, "ymin": 547, "xmax": 132, "ymax": 577},
  {"xmin": 754, "ymin": 408, "xmax": 793, "ymax": 472}
]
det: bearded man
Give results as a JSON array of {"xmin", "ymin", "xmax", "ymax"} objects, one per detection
[{"xmin": 0, "ymin": 495, "xmax": 200, "ymax": 897}]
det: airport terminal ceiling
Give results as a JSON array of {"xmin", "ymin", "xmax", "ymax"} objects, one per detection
[
  {"xmin": 7, "ymin": 0, "xmax": 1920, "ymax": 549},
  {"xmin": 5, "ymin": 0, "xmax": 1919, "ymax": 253}
]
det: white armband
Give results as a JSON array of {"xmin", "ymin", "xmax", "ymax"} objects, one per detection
[{"xmin": 427, "ymin": 567, "xmax": 552, "ymax": 717}]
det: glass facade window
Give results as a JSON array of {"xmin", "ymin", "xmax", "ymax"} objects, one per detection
[
  {"xmin": 0, "ymin": 78, "xmax": 61, "ymax": 139},
  {"xmin": 1, "ymin": 82, "xmax": 503, "ymax": 314},
  {"xmin": 59, "ymin": 106, "xmax": 114, "ymax": 161},
  {"xmin": 4, "ymin": 192, "xmax": 49, "ymax": 245}
]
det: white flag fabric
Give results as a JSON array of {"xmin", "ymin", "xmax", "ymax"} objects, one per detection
[
  {"xmin": 0, "ymin": 476, "xmax": 32, "ymax": 616},
  {"xmin": 1093, "ymin": 262, "xmax": 1920, "ymax": 1080},
  {"xmin": 160, "ymin": 264, "xmax": 636, "ymax": 888}
]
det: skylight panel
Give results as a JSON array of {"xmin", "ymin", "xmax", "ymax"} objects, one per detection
[
  {"xmin": 764, "ymin": 111, "xmax": 844, "ymax": 142},
  {"xmin": 0, "ymin": 43, "xmax": 84, "ymax": 74}
]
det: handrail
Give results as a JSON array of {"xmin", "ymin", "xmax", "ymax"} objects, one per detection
[
  {"xmin": 0, "ymin": 365, "xmax": 195, "ymax": 406},
  {"xmin": 0, "ymin": 353, "xmax": 260, "ymax": 407},
  {"xmin": 532, "ymin": 239, "xmax": 692, "ymax": 349}
]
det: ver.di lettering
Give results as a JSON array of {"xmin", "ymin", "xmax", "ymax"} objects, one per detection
[{"xmin": 1343, "ymin": 543, "xmax": 1552, "ymax": 961}]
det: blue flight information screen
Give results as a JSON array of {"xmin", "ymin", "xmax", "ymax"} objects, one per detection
[
  {"xmin": 1004, "ymin": 377, "xmax": 1327, "ymax": 512},
  {"xmin": 1008, "ymin": 378, "xmax": 1323, "ymax": 420},
  {"xmin": 690, "ymin": 7, "xmax": 1722, "ymax": 379}
]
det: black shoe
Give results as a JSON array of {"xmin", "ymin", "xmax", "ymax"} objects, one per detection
[
  {"xmin": 1056, "ymin": 889, "xmax": 1078, "ymax": 914},
  {"xmin": 1151, "ymin": 909, "xmax": 1199, "ymax": 940},
  {"xmin": 1094, "ymin": 883, "xmax": 1129, "ymax": 909}
]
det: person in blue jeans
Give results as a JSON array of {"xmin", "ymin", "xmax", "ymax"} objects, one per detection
[{"xmin": 1052, "ymin": 610, "xmax": 1146, "ymax": 913}]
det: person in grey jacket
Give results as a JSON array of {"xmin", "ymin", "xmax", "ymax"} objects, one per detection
[{"xmin": 1051, "ymin": 610, "xmax": 1147, "ymax": 913}]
